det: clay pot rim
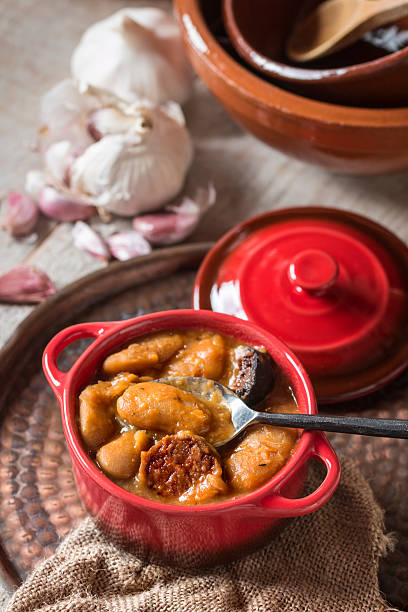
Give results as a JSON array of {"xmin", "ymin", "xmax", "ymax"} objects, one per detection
[
  {"xmin": 223, "ymin": 0, "xmax": 408, "ymax": 86},
  {"xmin": 175, "ymin": 0, "xmax": 408, "ymax": 125}
]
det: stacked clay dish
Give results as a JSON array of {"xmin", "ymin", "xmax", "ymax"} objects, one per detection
[{"xmin": 174, "ymin": 0, "xmax": 408, "ymax": 174}]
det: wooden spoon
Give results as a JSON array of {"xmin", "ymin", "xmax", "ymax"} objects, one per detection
[
  {"xmin": 287, "ymin": 0, "xmax": 408, "ymax": 62},
  {"xmin": 157, "ymin": 377, "xmax": 408, "ymax": 448}
]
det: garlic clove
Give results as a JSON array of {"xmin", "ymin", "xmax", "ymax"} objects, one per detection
[
  {"xmin": 132, "ymin": 211, "xmax": 194, "ymax": 246},
  {"xmin": 2, "ymin": 192, "xmax": 39, "ymax": 237},
  {"xmin": 25, "ymin": 170, "xmax": 46, "ymax": 200},
  {"xmin": 38, "ymin": 186, "xmax": 95, "ymax": 222},
  {"xmin": 107, "ymin": 231, "xmax": 152, "ymax": 261},
  {"xmin": 44, "ymin": 141, "xmax": 75, "ymax": 185},
  {"xmin": 0, "ymin": 265, "xmax": 55, "ymax": 304},
  {"xmin": 132, "ymin": 184, "xmax": 216, "ymax": 245},
  {"xmin": 39, "ymin": 79, "xmax": 95, "ymax": 153},
  {"xmin": 72, "ymin": 221, "xmax": 110, "ymax": 261},
  {"xmin": 160, "ymin": 101, "xmax": 187, "ymax": 127},
  {"xmin": 70, "ymin": 104, "xmax": 193, "ymax": 216},
  {"xmin": 132, "ymin": 213, "xmax": 181, "ymax": 244},
  {"xmin": 71, "ymin": 8, "xmax": 194, "ymax": 105},
  {"xmin": 87, "ymin": 107, "xmax": 139, "ymax": 141}
]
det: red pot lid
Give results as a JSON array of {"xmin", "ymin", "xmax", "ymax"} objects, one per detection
[{"xmin": 193, "ymin": 207, "xmax": 408, "ymax": 403}]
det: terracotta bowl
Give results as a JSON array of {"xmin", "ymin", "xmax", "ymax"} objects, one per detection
[
  {"xmin": 43, "ymin": 309, "xmax": 340, "ymax": 568},
  {"xmin": 223, "ymin": 0, "xmax": 408, "ymax": 108},
  {"xmin": 173, "ymin": 0, "xmax": 408, "ymax": 174}
]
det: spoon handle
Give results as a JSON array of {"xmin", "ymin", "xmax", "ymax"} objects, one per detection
[{"xmin": 255, "ymin": 412, "xmax": 408, "ymax": 439}]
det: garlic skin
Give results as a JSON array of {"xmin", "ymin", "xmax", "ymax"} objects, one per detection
[
  {"xmin": 0, "ymin": 265, "xmax": 55, "ymax": 304},
  {"xmin": 39, "ymin": 79, "xmax": 95, "ymax": 152},
  {"xmin": 2, "ymin": 192, "xmax": 39, "ymax": 237},
  {"xmin": 38, "ymin": 186, "xmax": 95, "ymax": 222},
  {"xmin": 25, "ymin": 170, "xmax": 47, "ymax": 200},
  {"xmin": 44, "ymin": 141, "xmax": 76, "ymax": 184},
  {"xmin": 87, "ymin": 107, "xmax": 143, "ymax": 141},
  {"xmin": 132, "ymin": 184, "xmax": 216, "ymax": 245},
  {"xmin": 71, "ymin": 8, "xmax": 193, "ymax": 105},
  {"xmin": 72, "ymin": 221, "xmax": 110, "ymax": 261},
  {"xmin": 107, "ymin": 231, "xmax": 152, "ymax": 261},
  {"xmin": 70, "ymin": 103, "xmax": 193, "ymax": 216}
]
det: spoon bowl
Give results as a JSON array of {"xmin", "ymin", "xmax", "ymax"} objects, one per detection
[
  {"xmin": 287, "ymin": 0, "xmax": 408, "ymax": 62},
  {"xmin": 157, "ymin": 377, "xmax": 408, "ymax": 446}
]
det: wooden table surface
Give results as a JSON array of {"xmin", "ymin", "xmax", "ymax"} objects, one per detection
[{"xmin": 1, "ymin": 0, "xmax": 408, "ymax": 605}]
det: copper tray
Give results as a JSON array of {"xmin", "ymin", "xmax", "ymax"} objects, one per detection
[{"xmin": 0, "ymin": 241, "xmax": 407, "ymax": 609}]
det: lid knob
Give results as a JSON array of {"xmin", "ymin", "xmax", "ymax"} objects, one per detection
[{"xmin": 288, "ymin": 249, "xmax": 338, "ymax": 294}]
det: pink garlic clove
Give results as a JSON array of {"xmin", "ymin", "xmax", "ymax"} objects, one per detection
[
  {"xmin": 2, "ymin": 192, "xmax": 39, "ymax": 237},
  {"xmin": 107, "ymin": 231, "xmax": 152, "ymax": 261},
  {"xmin": 38, "ymin": 186, "xmax": 95, "ymax": 222},
  {"xmin": 132, "ymin": 211, "xmax": 195, "ymax": 246},
  {"xmin": 132, "ymin": 184, "xmax": 216, "ymax": 246},
  {"xmin": 0, "ymin": 265, "xmax": 55, "ymax": 304},
  {"xmin": 72, "ymin": 221, "xmax": 110, "ymax": 261}
]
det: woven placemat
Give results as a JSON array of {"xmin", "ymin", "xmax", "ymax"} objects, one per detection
[{"xmin": 5, "ymin": 458, "xmax": 396, "ymax": 612}]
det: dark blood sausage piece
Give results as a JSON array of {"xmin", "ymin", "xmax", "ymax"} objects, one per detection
[
  {"xmin": 138, "ymin": 431, "xmax": 222, "ymax": 499},
  {"xmin": 230, "ymin": 346, "xmax": 275, "ymax": 407}
]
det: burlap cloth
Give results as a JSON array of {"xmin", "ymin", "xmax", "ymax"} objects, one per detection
[{"xmin": 5, "ymin": 458, "xmax": 399, "ymax": 612}]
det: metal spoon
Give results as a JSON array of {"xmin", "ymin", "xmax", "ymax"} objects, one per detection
[
  {"xmin": 157, "ymin": 377, "xmax": 408, "ymax": 447},
  {"xmin": 287, "ymin": 0, "xmax": 408, "ymax": 63}
]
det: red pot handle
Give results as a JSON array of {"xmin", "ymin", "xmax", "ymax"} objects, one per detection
[
  {"xmin": 42, "ymin": 322, "xmax": 116, "ymax": 403},
  {"xmin": 261, "ymin": 433, "xmax": 340, "ymax": 516}
]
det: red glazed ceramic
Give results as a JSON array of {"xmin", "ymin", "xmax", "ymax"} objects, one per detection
[
  {"xmin": 193, "ymin": 208, "xmax": 408, "ymax": 404},
  {"xmin": 43, "ymin": 309, "xmax": 340, "ymax": 568},
  {"xmin": 223, "ymin": 0, "xmax": 408, "ymax": 107},
  {"xmin": 174, "ymin": 0, "xmax": 408, "ymax": 174}
]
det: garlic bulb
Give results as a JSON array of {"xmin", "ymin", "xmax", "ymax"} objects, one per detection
[
  {"xmin": 71, "ymin": 8, "xmax": 193, "ymax": 105},
  {"xmin": 33, "ymin": 81, "xmax": 193, "ymax": 217},
  {"xmin": 70, "ymin": 102, "xmax": 193, "ymax": 216}
]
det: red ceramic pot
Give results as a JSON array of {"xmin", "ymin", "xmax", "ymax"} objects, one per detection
[{"xmin": 43, "ymin": 309, "xmax": 340, "ymax": 568}]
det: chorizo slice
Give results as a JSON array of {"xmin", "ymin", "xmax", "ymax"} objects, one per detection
[
  {"xmin": 102, "ymin": 332, "xmax": 184, "ymax": 376},
  {"xmin": 97, "ymin": 430, "xmax": 151, "ymax": 479},
  {"xmin": 229, "ymin": 346, "xmax": 275, "ymax": 406},
  {"xmin": 116, "ymin": 382, "xmax": 212, "ymax": 436},
  {"xmin": 225, "ymin": 425, "xmax": 298, "ymax": 493},
  {"xmin": 138, "ymin": 431, "xmax": 227, "ymax": 503},
  {"xmin": 162, "ymin": 334, "xmax": 226, "ymax": 380},
  {"xmin": 79, "ymin": 372, "xmax": 138, "ymax": 450}
]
